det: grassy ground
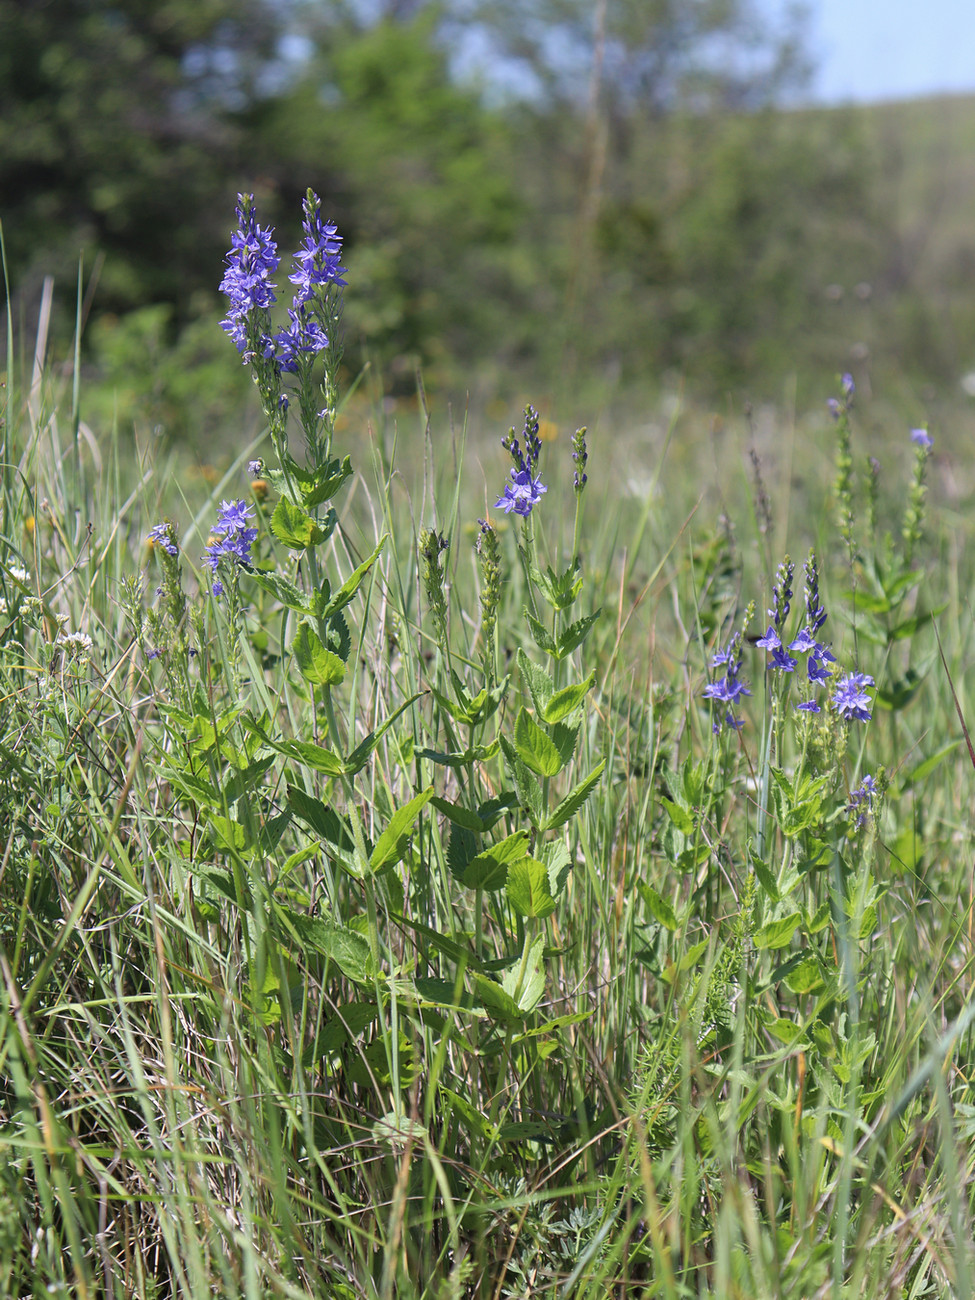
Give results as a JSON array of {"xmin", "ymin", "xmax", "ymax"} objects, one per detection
[{"xmin": 2, "ymin": 250, "xmax": 975, "ymax": 1300}]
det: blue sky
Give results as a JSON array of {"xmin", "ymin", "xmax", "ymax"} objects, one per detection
[{"xmin": 809, "ymin": 0, "xmax": 975, "ymax": 102}]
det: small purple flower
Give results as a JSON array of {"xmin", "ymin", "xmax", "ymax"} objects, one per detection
[
  {"xmin": 215, "ymin": 499, "xmax": 255, "ymax": 532},
  {"xmin": 807, "ymin": 653, "xmax": 833, "ymax": 684},
  {"xmin": 911, "ymin": 428, "xmax": 933, "ymax": 449},
  {"xmin": 795, "ymin": 700, "xmax": 821, "ymax": 713},
  {"xmin": 212, "ymin": 580, "xmax": 224, "ymax": 597},
  {"xmin": 755, "ymin": 626, "xmax": 781, "ymax": 651},
  {"xmin": 148, "ymin": 523, "xmax": 178, "ymax": 557},
  {"xmin": 703, "ymin": 674, "xmax": 751, "ymax": 704},
  {"xmin": 495, "ymin": 469, "xmax": 548, "ymax": 517},
  {"xmin": 832, "ymin": 671, "xmax": 874, "ymax": 723},
  {"xmin": 770, "ymin": 646, "xmax": 797, "ymax": 672},
  {"xmin": 274, "ymin": 307, "xmax": 329, "ymax": 373},
  {"xmin": 827, "ymin": 397, "xmax": 842, "ymax": 420},
  {"xmin": 146, "ymin": 648, "xmax": 161, "ymax": 660},
  {"xmin": 788, "ymin": 627, "xmax": 818, "ymax": 654},
  {"xmin": 247, "ymin": 459, "xmax": 262, "ymax": 476},
  {"xmin": 841, "ymin": 373, "xmax": 855, "ymax": 398}
]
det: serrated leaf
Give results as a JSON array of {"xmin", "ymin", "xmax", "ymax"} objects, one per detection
[
  {"xmin": 555, "ymin": 609, "xmax": 601, "ymax": 659},
  {"xmin": 507, "ymin": 857, "xmax": 557, "ymax": 919},
  {"xmin": 513, "ymin": 706, "xmax": 564, "ymax": 777},
  {"xmin": 303, "ymin": 455, "xmax": 354, "ymax": 508},
  {"xmin": 247, "ymin": 568, "xmax": 310, "ymax": 613},
  {"xmin": 274, "ymin": 738, "xmax": 345, "ymax": 776},
  {"xmin": 517, "ymin": 648, "xmax": 554, "ymax": 713},
  {"xmin": 498, "ymin": 734, "xmax": 544, "ymax": 825},
  {"xmin": 639, "ymin": 882, "xmax": 678, "ymax": 932},
  {"xmin": 751, "ymin": 855, "xmax": 780, "ymax": 903},
  {"xmin": 292, "ymin": 624, "xmax": 346, "ymax": 685},
  {"xmin": 470, "ymin": 972, "xmax": 523, "ymax": 1024},
  {"xmin": 502, "ymin": 934, "xmax": 546, "ymax": 1012},
  {"xmin": 462, "ymin": 831, "xmax": 529, "ymax": 892},
  {"xmin": 323, "ymin": 536, "xmax": 387, "ymax": 617},
  {"xmin": 271, "ymin": 499, "xmax": 325, "ymax": 549},
  {"xmin": 542, "ymin": 760, "xmax": 605, "ymax": 832},
  {"xmin": 542, "ymin": 671, "xmax": 596, "ymax": 724},
  {"xmin": 754, "ymin": 911, "xmax": 801, "ymax": 950},
  {"xmin": 543, "ymin": 841, "xmax": 573, "ymax": 898},
  {"xmin": 288, "ymin": 916, "xmax": 377, "ymax": 982},
  {"xmin": 661, "ymin": 796, "xmax": 694, "ymax": 836},
  {"xmin": 286, "ymin": 785, "xmax": 356, "ymax": 853},
  {"xmin": 785, "ymin": 957, "xmax": 825, "ymax": 994},
  {"xmin": 430, "ymin": 796, "xmax": 486, "ymax": 832},
  {"xmin": 524, "ymin": 608, "xmax": 557, "ymax": 656},
  {"xmin": 369, "ymin": 787, "xmax": 433, "ymax": 874}
]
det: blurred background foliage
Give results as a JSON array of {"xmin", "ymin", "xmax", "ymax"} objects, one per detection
[{"xmin": 2, "ymin": 0, "xmax": 974, "ymax": 438}]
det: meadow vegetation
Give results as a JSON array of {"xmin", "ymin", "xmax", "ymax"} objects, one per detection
[{"xmin": 0, "ymin": 182, "xmax": 974, "ymax": 1299}]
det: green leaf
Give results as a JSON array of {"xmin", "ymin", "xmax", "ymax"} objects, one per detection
[
  {"xmin": 555, "ymin": 609, "xmax": 601, "ymax": 659},
  {"xmin": 754, "ymin": 912, "xmax": 801, "ymax": 950},
  {"xmin": 274, "ymin": 738, "xmax": 345, "ymax": 776},
  {"xmin": 906, "ymin": 740, "xmax": 960, "ymax": 784},
  {"xmin": 542, "ymin": 761, "xmax": 605, "ymax": 832},
  {"xmin": 498, "ymin": 734, "xmax": 544, "ymax": 825},
  {"xmin": 430, "ymin": 796, "xmax": 486, "ymax": 833},
  {"xmin": 286, "ymin": 785, "xmax": 356, "ymax": 855},
  {"xmin": 470, "ymin": 972, "xmax": 523, "ymax": 1024},
  {"xmin": 542, "ymin": 671, "xmax": 596, "ymax": 724},
  {"xmin": 501, "ymin": 934, "xmax": 546, "ymax": 1012},
  {"xmin": 292, "ymin": 624, "xmax": 346, "ymax": 685},
  {"xmin": 303, "ymin": 455, "xmax": 354, "ymax": 508},
  {"xmin": 523, "ymin": 608, "xmax": 557, "ymax": 656},
  {"xmin": 785, "ymin": 957, "xmax": 825, "ymax": 994},
  {"xmin": 517, "ymin": 648, "xmax": 554, "ymax": 713},
  {"xmin": 322, "ymin": 535, "xmax": 387, "ymax": 617},
  {"xmin": 751, "ymin": 856, "xmax": 779, "ymax": 903},
  {"xmin": 462, "ymin": 831, "xmax": 529, "ymax": 891},
  {"xmin": 369, "ymin": 787, "xmax": 434, "ymax": 874},
  {"xmin": 507, "ymin": 857, "xmax": 557, "ymax": 919},
  {"xmin": 271, "ymin": 499, "xmax": 325, "ymax": 549},
  {"xmin": 246, "ymin": 567, "xmax": 310, "ymax": 613},
  {"xmin": 513, "ymin": 706, "xmax": 564, "ymax": 777},
  {"xmin": 345, "ymin": 693, "xmax": 425, "ymax": 775},
  {"xmin": 289, "ymin": 917, "xmax": 377, "ymax": 983},
  {"xmin": 639, "ymin": 882, "xmax": 678, "ymax": 932},
  {"xmin": 660, "ymin": 797, "xmax": 694, "ymax": 836}
]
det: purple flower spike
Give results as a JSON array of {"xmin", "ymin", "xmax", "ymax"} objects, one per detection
[
  {"xmin": 219, "ymin": 194, "xmax": 280, "ymax": 361},
  {"xmin": 496, "ymin": 405, "xmax": 547, "ymax": 517},
  {"xmin": 911, "ymin": 427, "xmax": 933, "ymax": 449}
]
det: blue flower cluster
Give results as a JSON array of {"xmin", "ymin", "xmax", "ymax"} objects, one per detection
[
  {"xmin": 496, "ymin": 406, "xmax": 547, "ymax": 517},
  {"xmin": 148, "ymin": 522, "xmax": 178, "ymax": 557},
  {"xmin": 703, "ymin": 633, "xmax": 750, "ymax": 732},
  {"xmin": 703, "ymin": 552, "xmax": 876, "ymax": 729},
  {"xmin": 204, "ymin": 499, "xmax": 258, "ymax": 596},
  {"xmin": 219, "ymin": 192, "xmax": 346, "ymax": 375}
]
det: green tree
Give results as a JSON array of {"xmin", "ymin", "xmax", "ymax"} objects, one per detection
[{"xmin": 0, "ymin": 0, "xmax": 277, "ymax": 315}]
